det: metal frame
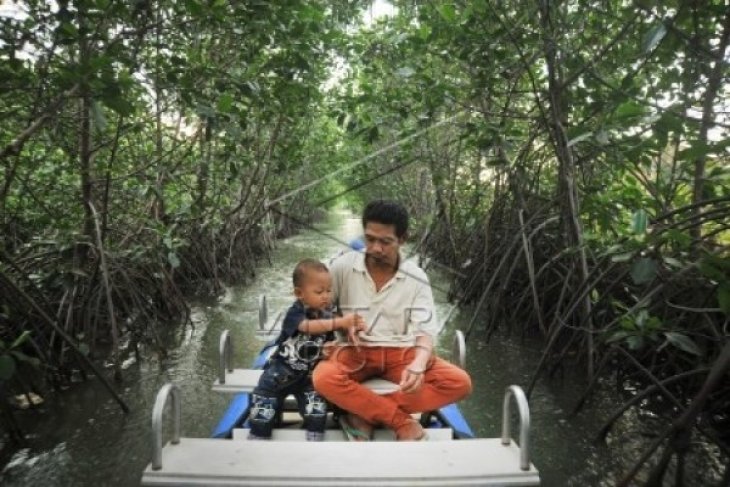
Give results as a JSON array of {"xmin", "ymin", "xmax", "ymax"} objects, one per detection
[
  {"xmin": 218, "ymin": 330, "xmax": 232, "ymax": 385},
  {"xmin": 452, "ymin": 330, "xmax": 466, "ymax": 369},
  {"xmin": 151, "ymin": 383, "xmax": 181, "ymax": 470},
  {"xmin": 501, "ymin": 385, "xmax": 531, "ymax": 471},
  {"xmin": 258, "ymin": 294, "xmax": 267, "ymax": 330}
]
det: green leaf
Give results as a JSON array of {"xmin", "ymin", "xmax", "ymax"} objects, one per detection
[
  {"xmin": 642, "ymin": 23, "xmax": 667, "ymax": 54},
  {"xmin": 59, "ymin": 21, "xmax": 79, "ymax": 40},
  {"xmin": 168, "ymin": 251, "xmax": 180, "ymax": 269},
  {"xmin": 611, "ymin": 252, "xmax": 634, "ymax": 263},
  {"xmin": 615, "ymin": 101, "xmax": 645, "ymax": 119},
  {"xmin": 196, "ymin": 104, "xmax": 216, "ymax": 119},
  {"xmin": 679, "ymin": 140, "xmax": 712, "ymax": 161},
  {"xmin": 631, "ymin": 257, "xmax": 657, "ymax": 284},
  {"xmin": 567, "ymin": 132, "xmax": 592, "ymax": 147},
  {"xmin": 698, "ymin": 258, "xmax": 726, "ymax": 282},
  {"xmin": 217, "ymin": 93, "xmax": 234, "ymax": 113},
  {"xmin": 396, "ymin": 67, "xmax": 415, "ymax": 78},
  {"xmin": 718, "ymin": 283, "xmax": 730, "ymax": 315},
  {"xmin": 437, "ymin": 4, "xmax": 457, "ymax": 22},
  {"xmin": 417, "ymin": 25, "xmax": 432, "ymax": 40},
  {"xmin": 645, "ymin": 316, "xmax": 662, "ymax": 331},
  {"xmin": 595, "ymin": 130, "xmax": 610, "ymax": 145},
  {"xmin": 10, "ymin": 330, "xmax": 31, "ymax": 350},
  {"xmin": 663, "ymin": 256, "xmax": 683, "ymax": 268},
  {"xmin": 102, "ymin": 95, "xmax": 133, "ymax": 116},
  {"xmin": 606, "ymin": 330, "xmax": 631, "ymax": 343},
  {"xmin": 664, "ymin": 332, "xmax": 701, "ymax": 356},
  {"xmin": 366, "ymin": 125, "xmax": 379, "ymax": 143},
  {"xmin": 631, "ymin": 209, "xmax": 648, "ymax": 234},
  {"xmin": 626, "ymin": 335, "xmax": 644, "ymax": 350},
  {"xmin": 185, "ymin": 0, "xmax": 203, "ymax": 16},
  {"xmin": 654, "ymin": 111, "xmax": 684, "ymax": 134},
  {"xmin": 664, "ymin": 229, "xmax": 692, "ymax": 249},
  {"xmin": 0, "ymin": 355, "xmax": 16, "ymax": 380}
]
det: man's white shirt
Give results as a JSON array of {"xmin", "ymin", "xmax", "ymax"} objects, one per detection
[{"xmin": 329, "ymin": 251, "xmax": 440, "ymax": 346}]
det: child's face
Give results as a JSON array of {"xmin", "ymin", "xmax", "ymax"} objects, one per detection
[{"xmin": 295, "ymin": 270, "xmax": 333, "ymax": 311}]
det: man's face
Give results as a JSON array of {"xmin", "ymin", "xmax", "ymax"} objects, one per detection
[{"xmin": 363, "ymin": 222, "xmax": 404, "ymax": 269}]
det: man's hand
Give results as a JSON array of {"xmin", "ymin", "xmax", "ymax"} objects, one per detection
[
  {"xmin": 400, "ymin": 336, "xmax": 433, "ymax": 393},
  {"xmin": 399, "ymin": 365, "xmax": 425, "ymax": 394}
]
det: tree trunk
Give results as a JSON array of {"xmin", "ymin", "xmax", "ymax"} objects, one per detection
[
  {"xmin": 690, "ymin": 8, "xmax": 730, "ymax": 242},
  {"xmin": 153, "ymin": 3, "xmax": 166, "ymax": 222},
  {"xmin": 539, "ymin": 0, "xmax": 594, "ymax": 377},
  {"xmin": 78, "ymin": 7, "xmax": 94, "ymax": 246}
]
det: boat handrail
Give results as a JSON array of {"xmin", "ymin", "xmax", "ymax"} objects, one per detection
[
  {"xmin": 452, "ymin": 330, "xmax": 466, "ymax": 369},
  {"xmin": 151, "ymin": 383, "xmax": 181, "ymax": 470},
  {"xmin": 501, "ymin": 385, "xmax": 531, "ymax": 471},
  {"xmin": 218, "ymin": 330, "xmax": 232, "ymax": 385}
]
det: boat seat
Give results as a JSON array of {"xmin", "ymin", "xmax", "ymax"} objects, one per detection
[
  {"xmin": 214, "ymin": 326, "xmax": 467, "ymax": 396},
  {"xmin": 230, "ymin": 427, "xmax": 454, "ymax": 442},
  {"xmin": 141, "ymin": 438, "xmax": 540, "ymax": 486},
  {"xmin": 212, "ymin": 368, "xmax": 399, "ymax": 395}
]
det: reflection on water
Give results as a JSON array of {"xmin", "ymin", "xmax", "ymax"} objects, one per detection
[{"xmin": 0, "ymin": 210, "xmax": 722, "ymax": 486}]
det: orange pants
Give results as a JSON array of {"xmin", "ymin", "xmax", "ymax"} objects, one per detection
[{"xmin": 312, "ymin": 345, "xmax": 472, "ymax": 430}]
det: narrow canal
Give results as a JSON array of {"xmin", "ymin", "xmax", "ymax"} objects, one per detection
[{"xmin": 0, "ymin": 210, "xmax": 723, "ymax": 486}]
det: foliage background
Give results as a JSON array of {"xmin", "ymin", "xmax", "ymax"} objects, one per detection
[{"xmin": 1, "ymin": 1, "xmax": 728, "ymax": 484}]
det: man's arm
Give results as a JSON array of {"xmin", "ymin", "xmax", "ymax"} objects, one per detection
[{"xmin": 400, "ymin": 271, "xmax": 439, "ymax": 393}]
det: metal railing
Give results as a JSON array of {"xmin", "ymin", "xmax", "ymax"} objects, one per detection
[
  {"xmin": 452, "ymin": 330, "xmax": 466, "ymax": 369},
  {"xmin": 501, "ymin": 385, "xmax": 531, "ymax": 471},
  {"xmin": 218, "ymin": 329, "xmax": 233, "ymax": 385},
  {"xmin": 258, "ymin": 294, "xmax": 267, "ymax": 330},
  {"xmin": 151, "ymin": 383, "xmax": 181, "ymax": 471}
]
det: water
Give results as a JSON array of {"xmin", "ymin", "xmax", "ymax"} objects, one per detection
[{"xmin": 1, "ymin": 210, "xmax": 723, "ymax": 486}]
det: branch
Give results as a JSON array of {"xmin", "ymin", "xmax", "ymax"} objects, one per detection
[{"xmin": 0, "ymin": 84, "xmax": 79, "ymax": 162}]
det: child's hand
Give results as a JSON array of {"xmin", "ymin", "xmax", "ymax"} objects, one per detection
[
  {"xmin": 341, "ymin": 313, "xmax": 365, "ymax": 331},
  {"xmin": 343, "ymin": 313, "xmax": 365, "ymax": 349},
  {"xmin": 352, "ymin": 313, "xmax": 366, "ymax": 332}
]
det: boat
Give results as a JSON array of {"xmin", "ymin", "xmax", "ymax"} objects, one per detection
[{"xmin": 140, "ymin": 294, "xmax": 541, "ymax": 486}]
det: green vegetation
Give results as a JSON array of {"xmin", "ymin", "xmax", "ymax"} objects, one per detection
[{"xmin": 1, "ymin": 1, "xmax": 728, "ymax": 483}]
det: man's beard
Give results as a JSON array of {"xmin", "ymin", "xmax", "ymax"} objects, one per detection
[{"xmin": 366, "ymin": 252, "xmax": 397, "ymax": 270}]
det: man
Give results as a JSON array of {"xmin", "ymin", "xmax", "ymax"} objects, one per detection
[{"xmin": 313, "ymin": 200, "xmax": 472, "ymax": 441}]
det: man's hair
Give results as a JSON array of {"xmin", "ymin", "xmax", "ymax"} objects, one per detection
[
  {"xmin": 292, "ymin": 258, "xmax": 329, "ymax": 287},
  {"xmin": 362, "ymin": 200, "xmax": 409, "ymax": 238}
]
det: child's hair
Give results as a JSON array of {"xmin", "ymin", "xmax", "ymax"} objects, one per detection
[{"xmin": 292, "ymin": 258, "xmax": 328, "ymax": 287}]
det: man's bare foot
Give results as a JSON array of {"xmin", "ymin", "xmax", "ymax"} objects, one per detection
[{"xmin": 395, "ymin": 419, "xmax": 428, "ymax": 441}]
